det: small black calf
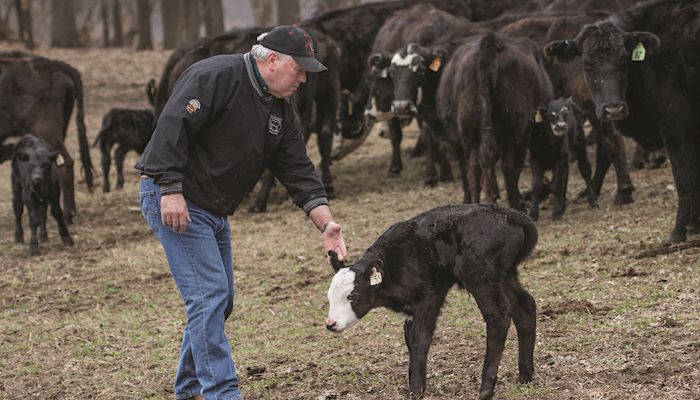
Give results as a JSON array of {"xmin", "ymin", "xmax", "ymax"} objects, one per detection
[
  {"xmin": 12, "ymin": 134, "xmax": 73, "ymax": 255},
  {"xmin": 529, "ymin": 97, "xmax": 598, "ymax": 221},
  {"xmin": 92, "ymin": 108, "xmax": 155, "ymax": 192},
  {"xmin": 326, "ymin": 204, "xmax": 538, "ymax": 400}
]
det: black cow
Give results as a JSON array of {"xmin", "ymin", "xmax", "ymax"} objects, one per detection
[
  {"xmin": 545, "ymin": 0, "xmax": 700, "ymax": 243},
  {"xmin": 12, "ymin": 134, "xmax": 73, "ymax": 255},
  {"xmin": 325, "ymin": 204, "xmax": 538, "ymax": 400},
  {"xmin": 152, "ymin": 27, "xmax": 341, "ymax": 212},
  {"xmin": 437, "ymin": 33, "xmax": 554, "ymax": 208},
  {"xmin": 93, "ymin": 108, "xmax": 155, "ymax": 193},
  {"xmin": 0, "ymin": 53, "xmax": 94, "ymax": 224},
  {"xmin": 529, "ymin": 97, "xmax": 598, "ymax": 220}
]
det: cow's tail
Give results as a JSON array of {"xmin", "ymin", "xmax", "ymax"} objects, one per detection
[
  {"xmin": 146, "ymin": 78, "xmax": 157, "ymax": 107},
  {"xmin": 476, "ymin": 33, "xmax": 502, "ymax": 169},
  {"xmin": 501, "ymin": 207, "xmax": 538, "ymax": 266},
  {"xmin": 64, "ymin": 62, "xmax": 94, "ymax": 191}
]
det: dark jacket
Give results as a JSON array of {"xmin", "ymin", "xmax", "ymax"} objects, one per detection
[{"xmin": 135, "ymin": 53, "xmax": 328, "ymax": 216}]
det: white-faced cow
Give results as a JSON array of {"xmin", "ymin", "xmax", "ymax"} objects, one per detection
[
  {"xmin": 545, "ymin": 0, "xmax": 700, "ymax": 243},
  {"xmin": 12, "ymin": 134, "xmax": 73, "ymax": 255},
  {"xmin": 437, "ymin": 32, "xmax": 554, "ymax": 208},
  {"xmin": 0, "ymin": 53, "xmax": 94, "ymax": 224},
  {"xmin": 326, "ymin": 204, "xmax": 538, "ymax": 400},
  {"xmin": 529, "ymin": 97, "xmax": 598, "ymax": 220},
  {"xmin": 93, "ymin": 108, "xmax": 155, "ymax": 192}
]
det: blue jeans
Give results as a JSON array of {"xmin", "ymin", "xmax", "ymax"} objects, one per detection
[{"xmin": 139, "ymin": 177, "xmax": 242, "ymax": 400}]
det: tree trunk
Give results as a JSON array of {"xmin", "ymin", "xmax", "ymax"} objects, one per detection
[
  {"xmin": 317, "ymin": 0, "xmax": 359, "ymax": 13},
  {"xmin": 202, "ymin": 0, "xmax": 223, "ymax": 37},
  {"xmin": 135, "ymin": 0, "xmax": 152, "ymax": 50},
  {"xmin": 101, "ymin": 0, "xmax": 109, "ymax": 46},
  {"xmin": 277, "ymin": 0, "xmax": 299, "ymax": 25},
  {"xmin": 51, "ymin": 0, "xmax": 81, "ymax": 47},
  {"xmin": 14, "ymin": 0, "xmax": 34, "ymax": 48},
  {"xmin": 177, "ymin": 0, "xmax": 200, "ymax": 47},
  {"xmin": 251, "ymin": 0, "xmax": 274, "ymax": 27},
  {"xmin": 111, "ymin": 0, "xmax": 123, "ymax": 46},
  {"xmin": 161, "ymin": 0, "xmax": 179, "ymax": 49}
]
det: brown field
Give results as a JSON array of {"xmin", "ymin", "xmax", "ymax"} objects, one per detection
[{"xmin": 0, "ymin": 47, "xmax": 698, "ymax": 400}]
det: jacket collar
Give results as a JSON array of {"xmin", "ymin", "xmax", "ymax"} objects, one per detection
[{"xmin": 244, "ymin": 53, "xmax": 271, "ymax": 99}]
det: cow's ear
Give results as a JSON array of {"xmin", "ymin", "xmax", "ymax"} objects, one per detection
[
  {"xmin": 368, "ymin": 53, "xmax": 383, "ymax": 67},
  {"xmin": 366, "ymin": 260, "xmax": 384, "ymax": 287},
  {"xmin": 328, "ymin": 250, "xmax": 345, "ymax": 273},
  {"xmin": 624, "ymin": 31, "xmax": 660, "ymax": 59},
  {"xmin": 49, "ymin": 152, "xmax": 60, "ymax": 162},
  {"xmin": 544, "ymin": 39, "xmax": 581, "ymax": 63}
]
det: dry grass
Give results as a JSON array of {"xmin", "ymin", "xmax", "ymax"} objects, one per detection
[{"xmin": 0, "ymin": 46, "xmax": 698, "ymax": 400}]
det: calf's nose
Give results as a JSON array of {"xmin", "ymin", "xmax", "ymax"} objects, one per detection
[
  {"xmin": 325, "ymin": 319, "xmax": 337, "ymax": 331},
  {"xmin": 391, "ymin": 100, "xmax": 412, "ymax": 115}
]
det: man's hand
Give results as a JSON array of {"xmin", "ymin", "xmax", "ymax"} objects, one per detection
[
  {"xmin": 161, "ymin": 193, "xmax": 191, "ymax": 233},
  {"xmin": 323, "ymin": 221, "xmax": 347, "ymax": 264}
]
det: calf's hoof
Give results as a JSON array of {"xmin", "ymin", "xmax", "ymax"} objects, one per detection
[
  {"xmin": 613, "ymin": 192, "xmax": 634, "ymax": 205},
  {"xmin": 388, "ymin": 166, "xmax": 402, "ymax": 177},
  {"xmin": 663, "ymin": 232, "xmax": 686, "ymax": 245},
  {"xmin": 64, "ymin": 213, "xmax": 74, "ymax": 225},
  {"xmin": 62, "ymin": 236, "xmax": 74, "ymax": 246},
  {"xmin": 438, "ymin": 172, "xmax": 454, "ymax": 182},
  {"xmin": 102, "ymin": 185, "xmax": 110, "ymax": 193},
  {"xmin": 29, "ymin": 246, "xmax": 39, "ymax": 256},
  {"xmin": 424, "ymin": 178, "xmax": 438, "ymax": 188},
  {"xmin": 479, "ymin": 388, "xmax": 495, "ymax": 400},
  {"xmin": 686, "ymin": 220, "xmax": 700, "ymax": 236},
  {"xmin": 40, "ymin": 235, "xmax": 48, "ymax": 243}
]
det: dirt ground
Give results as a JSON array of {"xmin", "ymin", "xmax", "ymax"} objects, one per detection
[{"xmin": 0, "ymin": 46, "xmax": 698, "ymax": 400}]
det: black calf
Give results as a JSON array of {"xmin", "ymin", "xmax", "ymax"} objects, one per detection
[
  {"xmin": 92, "ymin": 108, "xmax": 155, "ymax": 192},
  {"xmin": 529, "ymin": 97, "xmax": 598, "ymax": 220},
  {"xmin": 12, "ymin": 134, "xmax": 73, "ymax": 255},
  {"xmin": 326, "ymin": 204, "xmax": 538, "ymax": 399}
]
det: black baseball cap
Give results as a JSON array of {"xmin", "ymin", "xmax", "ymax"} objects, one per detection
[{"xmin": 258, "ymin": 25, "xmax": 327, "ymax": 72}]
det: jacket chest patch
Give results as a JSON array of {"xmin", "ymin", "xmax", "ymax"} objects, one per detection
[{"xmin": 269, "ymin": 115, "xmax": 283, "ymax": 136}]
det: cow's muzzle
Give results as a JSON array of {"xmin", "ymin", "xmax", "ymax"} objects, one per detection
[
  {"xmin": 391, "ymin": 100, "xmax": 417, "ymax": 117},
  {"xmin": 602, "ymin": 102, "xmax": 628, "ymax": 121}
]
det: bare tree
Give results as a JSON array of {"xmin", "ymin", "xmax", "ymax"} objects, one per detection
[
  {"xmin": 317, "ymin": 0, "xmax": 359, "ymax": 13},
  {"xmin": 251, "ymin": 0, "xmax": 274, "ymax": 27},
  {"xmin": 177, "ymin": 0, "xmax": 200, "ymax": 47},
  {"xmin": 161, "ymin": 0, "xmax": 179, "ymax": 48},
  {"xmin": 101, "ymin": 0, "xmax": 109, "ymax": 46},
  {"xmin": 202, "ymin": 0, "xmax": 223, "ymax": 37},
  {"xmin": 51, "ymin": 0, "xmax": 81, "ymax": 47},
  {"xmin": 135, "ymin": 0, "xmax": 152, "ymax": 50},
  {"xmin": 14, "ymin": 0, "xmax": 34, "ymax": 48},
  {"xmin": 111, "ymin": 0, "xmax": 123, "ymax": 46},
  {"xmin": 277, "ymin": 0, "xmax": 299, "ymax": 24}
]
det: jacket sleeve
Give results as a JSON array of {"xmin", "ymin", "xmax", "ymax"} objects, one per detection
[
  {"xmin": 267, "ymin": 113, "xmax": 328, "ymax": 214},
  {"xmin": 135, "ymin": 63, "xmax": 234, "ymax": 193}
]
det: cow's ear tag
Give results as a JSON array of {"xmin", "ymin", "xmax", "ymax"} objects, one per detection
[
  {"xmin": 55, "ymin": 154, "xmax": 65, "ymax": 166},
  {"xmin": 369, "ymin": 267, "xmax": 382, "ymax": 286},
  {"xmin": 631, "ymin": 42, "xmax": 646, "ymax": 62},
  {"xmin": 429, "ymin": 57, "xmax": 442, "ymax": 72},
  {"xmin": 534, "ymin": 110, "xmax": 543, "ymax": 123},
  {"xmin": 347, "ymin": 101, "xmax": 353, "ymax": 116},
  {"xmin": 380, "ymin": 69, "xmax": 389, "ymax": 78}
]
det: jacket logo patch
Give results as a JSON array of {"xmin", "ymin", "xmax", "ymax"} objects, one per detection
[
  {"xmin": 269, "ymin": 115, "xmax": 282, "ymax": 136},
  {"xmin": 185, "ymin": 99, "xmax": 201, "ymax": 114}
]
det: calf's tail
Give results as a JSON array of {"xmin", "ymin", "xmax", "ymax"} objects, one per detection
[{"xmin": 501, "ymin": 208, "xmax": 538, "ymax": 266}]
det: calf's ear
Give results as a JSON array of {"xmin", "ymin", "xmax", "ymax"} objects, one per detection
[
  {"xmin": 543, "ymin": 39, "xmax": 581, "ymax": 63},
  {"xmin": 328, "ymin": 250, "xmax": 345, "ymax": 273},
  {"xmin": 14, "ymin": 152, "xmax": 29, "ymax": 162}
]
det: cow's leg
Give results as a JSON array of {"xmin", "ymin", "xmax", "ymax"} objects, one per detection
[
  {"xmin": 471, "ymin": 283, "xmax": 511, "ymax": 400},
  {"xmin": 468, "ymin": 146, "xmax": 482, "ymax": 203},
  {"xmin": 248, "ymin": 169, "xmax": 276, "ymax": 213},
  {"xmin": 49, "ymin": 191, "xmax": 73, "ymax": 246},
  {"xmin": 410, "ymin": 128, "xmax": 426, "ymax": 158},
  {"xmin": 407, "ymin": 291, "xmax": 447, "ymax": 397},
  {"xmin": 661, "ymin": 127, "xmax": 698, "ymax": 244},
  {"xmin": 403, "ymin": 318, "xmax": 413, "ymax": 383},
  {"xmin": 572, "ymin": 140, "xmax": 598, "ymax": 209},
  {"xmin": 39, "ymin": 203, "xmax": 49, "ymax": 242},
  {"xmin": 56, "ymin": 149, "xmax": 75, "ymax": 225},
  {"xmin": 316, "ymin": 100, "xmax": 336, "ymax": 199},
  {"xmin": 452, "ymin": 140, "xmax": 471, "ymax": 204},
  {"xmin": 598, "ymin": 123, "xmax": 634, "ymax": 204},
  {"xmin": 422, "ymin": 123, "xmax": 439, "ymax": 187},
  {"xmin": 504, "ymin": 276, "xmax": 536, "ymax": 384},
  {"xmin": 501, "ymin": 145, "xmax": 524, "ymax": 211},
  {"xmin": 552, "ymin": 155, "xmax": 569, "ymax": 220},
  {"xmin": 528, "ymin": 161, "xmax": 544, "ymax": 222},
  {"xmin": 100, "ymin": 139, "xmax": 112, "ymax": 193},
  {"xmin": 13, "ymin": 189, "xmax": 24, "ymax": 244},
  {"xmin": 388, "ymin": 117, "xmax": 403, "ymax": 176},
  {"xmin": 114, "ymin": 144, "xmax": 129, "ymax": 190}
]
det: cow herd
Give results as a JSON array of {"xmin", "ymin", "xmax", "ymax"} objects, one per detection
[{"xmin": 1, "ymin": 0, "xmax": 699, "ymax": 397}]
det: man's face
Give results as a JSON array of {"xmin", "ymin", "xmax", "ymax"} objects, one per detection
[{"xmin": 267, "ymin": 53, "xmax": 307, "ymax": 99}]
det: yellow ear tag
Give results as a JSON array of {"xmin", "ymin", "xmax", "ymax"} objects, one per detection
[
  {"xmin": 369, "ymin": 267, "xmax": 382, "ymax": 286},
  {"xmin": 631, "ymin": 42, "xmax": 646, "ymax": 62},
  {"xmin": 429, "ymin": 57, "xmax": 442, "ymax": 72},
  {"xmin": 535, "ymin": 110, "xmax": 543, "ymax": 123},
  {"xmin": 347, "ymin": 101, "xmax": 353, "ymax": 117},
  {"xmin": 55, "ymin": 154, "xmax": 65, "ymax": 166}
]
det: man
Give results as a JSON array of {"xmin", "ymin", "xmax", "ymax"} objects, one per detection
[{"xmin": 135, "ymin": 25, "xmax": 347, "ymax": 400}]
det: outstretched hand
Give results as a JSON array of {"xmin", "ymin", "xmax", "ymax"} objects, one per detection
[{"xmin": 323, "ymin": 221, "xmax": 347, "ymax": 266}]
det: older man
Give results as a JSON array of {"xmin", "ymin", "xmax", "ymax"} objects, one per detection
[{"xmin": 135, "ymin": 26, "xmax": 347, "ymax": 400}]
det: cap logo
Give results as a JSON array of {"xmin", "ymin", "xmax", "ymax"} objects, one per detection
[
  {"xmin": 185, "ymin": 99, "xmax": 201, "ymax": 114},
  {"xmin": 305, "ymin": 40, "xmax": 314, "ymax": 56}
]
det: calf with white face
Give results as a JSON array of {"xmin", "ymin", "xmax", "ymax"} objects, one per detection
[{"xmin": 325, "ymin": 204, "xmax": 538, "ymax": 400}]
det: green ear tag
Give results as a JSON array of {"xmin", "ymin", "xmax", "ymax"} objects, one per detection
[{"xmin": 631, "ymin": 42, "xmax": 646, "ymax": 62}]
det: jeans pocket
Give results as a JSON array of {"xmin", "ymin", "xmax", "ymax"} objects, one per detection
[{"xmin": 139, "ymin": 190, "xmax": 160, "ymax": 234}]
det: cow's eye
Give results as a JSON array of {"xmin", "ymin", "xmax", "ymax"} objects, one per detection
[{"xmin": 347, "ymin": 292, "xmax": 358, "ymax": 302}]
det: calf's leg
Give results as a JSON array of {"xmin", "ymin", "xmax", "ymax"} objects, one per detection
[
  {"xmin": 504, "ymin": 277, "xmax": 536, "ymax": 383},
  {"xmin": 100, "ymin": 139, "xmax": 112, "ymax": 192},
  {"xmin": 406, "ymin": 297, "xmax": 445, "ymax": 397},
  {"xmin": 114, "ymin": 144, "xmax": 129, "ymax": 190},
  {"xmin": 50, "ymin": 192, "xmax": 73, "ymax": 246}
]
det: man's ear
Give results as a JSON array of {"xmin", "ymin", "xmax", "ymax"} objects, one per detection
[
  {"xmin": 544, "ymin": 39, "xmax": 581, "ymax": 63},
  {"xmin": 329, "ymin": 250, "xmax": 345, "ymax": 273},
  {"xmin": 366, "ymin": 259, "xmax": 384, "ymax": 286}
]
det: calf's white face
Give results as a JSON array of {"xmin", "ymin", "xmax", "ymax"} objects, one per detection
[{"xmin": 326, "ymin": 268, "xmax": 359, "ymax": 332}]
